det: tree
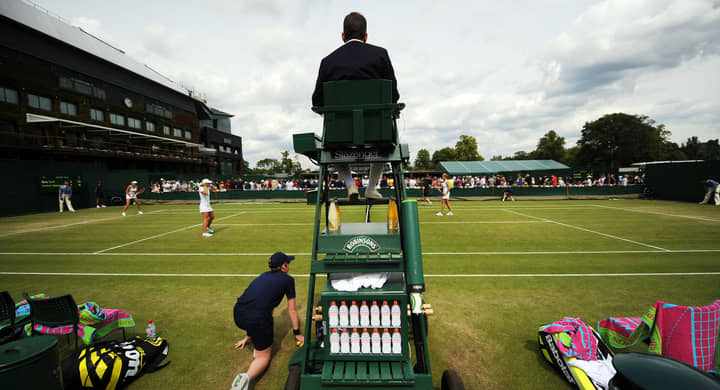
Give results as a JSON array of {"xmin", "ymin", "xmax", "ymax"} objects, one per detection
[
  {"xmin": 255, "ymin": 158, "xmax": 280, "ymax": 174},
  {"xmin": 576, "ymin": 113, "xmax": 671, "ymax": 168},
  {"xmin": 414, "ymin": 149, "xmax": 432, "ymax": 170},
  {"xmin": 512, "ymin": 151, "xmax": 533, "ymax": 160},
  {"xmin": 681, "ymin": 136, "xmax": 704, "ymax": 159},
  {"xmin": 454, "ymin": 134, "xmax": 484, "ymax": 161},
  {"xmin": 533, "ymin": 130, "xmax": 566, "ymax": 161},
  {"xmin": 431, "ymin": 147, "xmax": 457, "ymax": 167},
  {"xmin": 490, "ymin": 155, "xmax": 504, "ymax": 161},
  {"xmin": 279, "ymin": 150, "xmax": 301, "ymax": 175}
]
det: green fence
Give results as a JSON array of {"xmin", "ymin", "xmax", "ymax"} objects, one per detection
[{"xmin": 644, "ymin": 160, "xmax": 720, "ymax": 202}]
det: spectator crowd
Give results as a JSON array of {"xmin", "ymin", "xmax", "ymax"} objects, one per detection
[{"xmin": 148, "ymin": 172, "xmax": 642, "ymax": 193}]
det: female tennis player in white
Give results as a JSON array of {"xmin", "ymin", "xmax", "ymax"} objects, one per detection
[
  {"xmin": 199, "ymin": 178, "xmax": 216, "ymax": 237},
  {"xmin": 122, "ymin": 181, "xmax": 144, "ymax": 216}
]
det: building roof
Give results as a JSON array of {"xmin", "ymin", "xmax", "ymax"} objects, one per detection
[
  {"xmin": 1, "ymin": 0, "xmax": 187, "ymax": 96},
  {"xmin": 209, "ymin": 107, "xmax": 234, "ymax": 117},
  {"xmin": 438, "ymin": 160, "xmax": 570, "ymax": 175}
]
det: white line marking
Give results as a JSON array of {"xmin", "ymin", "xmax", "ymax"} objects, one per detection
[
  {"xmin": 591, "ymin": 204, "xmax": 720, "ymax": 222},
  {"xmin": 2, "ymin": 249, "xmax": 719, "ymax": 256},
  {"xmin": 93, "ymin": 211, "xmax": 247, "ymax": 253},
  {"xmin": 1, "ymin": 271, "xmax": 718, "ymax": 278},
  {"xmin": 0, "ymin": 210, "xmax": 165, "ymax": 238},
  {"xmin": 502, "ymin": 209, "xmax": 671, "ymax": 252},
  {"xmin": 210, "ymin": 221, "xmax": 546, "ymax": 227}
]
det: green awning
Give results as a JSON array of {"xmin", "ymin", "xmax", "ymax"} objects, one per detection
[{"xmin": 438, "ymin": 160, "xmax": 569, "ymax": 175}]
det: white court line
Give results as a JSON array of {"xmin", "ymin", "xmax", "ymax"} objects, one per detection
[
  {"xmin": 93, "ymin": 211, "xmax": 247, "ymax": 254},
  {"xmin": 0, "ymin": 210, "xmax": 166, "ymax": 238},
  {"xmin": 591, "ymin": 204, "xmax": 720, "ymax": 222},
  {"xmin": 2, "ymin": 249, "xmax": 720, "ymax": 256},
  {"xmin": 210, "ymin": 221, "xmax": 547, "ymax": 227},
  {"xmin": 1, "ymin": 271, "xmax": 718, "ymax": 278},
  {"xmin": 502, "ymin": 209, "xmax": 671, "ymax": 252}
]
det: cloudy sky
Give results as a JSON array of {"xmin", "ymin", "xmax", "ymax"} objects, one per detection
[{"xmin": 30, "ymin": 0, "xmax": 720, "ymax": 167}]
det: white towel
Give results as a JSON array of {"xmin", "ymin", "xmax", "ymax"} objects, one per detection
[
  {"xmin": 568, "ymin": 356, "xmax": 616, "ymax": 390},
  {"xmin": 331, "ymin": 272, "xmax": 389, "ymax": 291}
]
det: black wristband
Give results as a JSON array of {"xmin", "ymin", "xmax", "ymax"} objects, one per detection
[{"xmin": 293, "ymin": 328, "xmax": 301, "ymax": 336}]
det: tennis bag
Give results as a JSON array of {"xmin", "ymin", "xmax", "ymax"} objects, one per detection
[
  {"xmin": 61, "ymin": 337, "xmax": 170, "ymax": 390},
  {"xmin": 538, "ymin": 320, "xmax": 614, "ymax": 390}
]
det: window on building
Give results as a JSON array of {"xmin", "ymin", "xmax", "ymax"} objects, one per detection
[
  {"xmin": 163, "ymin": 125, "xmax": 170, "ymax": 136},
  {"xmin": 59, "ymin": 77, "xmax": 107, "ymax": 100},
  {"xmin": 60, "ymin": 101, "xmax": 78, "ymax": 116},
  {"xmin": 128, "ymin": 117, "xmax": 142, "ymax": 129},
  {"xmin": 110, "ymin": 113, "xmax": 125, "ymax": 126},
  {"xmin": 173, "ymin": 128, "xmax": 183, "ymax": 137},
  {"xmin": 93, "ymin": 88, "xmax": 106, "ymax": 100},
  {"xmin": 146, "ymin": 122, "xmax": 155, "ymax": 132},
  {"xmin": 0, "ymin": 87, "xmax": 19, "ymax": 104},
  {"xmin": 28, "ymin": 94, "xmax": 52, "ymax": 111},
  {"xmin": 90, "ymin": 108, "xmax": 105, "ymax": 122},
  {"xmin": 184, "ymin": 130, "xmax": 192, "ymax": 139},
  {"xmin": 146, "ymin": 103, "xmax": 173, "ymax": 119}
]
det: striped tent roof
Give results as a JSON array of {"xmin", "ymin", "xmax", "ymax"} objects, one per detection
[{"xmin": 437, "ymin": 160, "xmax": 569, "ymax": 175}]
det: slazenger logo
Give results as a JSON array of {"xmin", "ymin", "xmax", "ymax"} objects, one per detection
[
  {"xmin": 343, "ymin": 236, "xmax": 381, "ymax": 253},
  {"xmin": 333, "ymin": 150, "xmax": 380, "ymax": 160}
]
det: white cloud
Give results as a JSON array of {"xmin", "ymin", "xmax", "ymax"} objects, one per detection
[{"xmin": 33, "ymin": 0, "xmax": 720, "ymax": 168}]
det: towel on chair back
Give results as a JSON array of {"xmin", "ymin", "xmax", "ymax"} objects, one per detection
[{"xmin": 598, "ymin": 300, "xmax": 720, "ymax": 373}]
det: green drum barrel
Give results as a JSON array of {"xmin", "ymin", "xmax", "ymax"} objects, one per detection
[{"xmin": 0, "ymin": 335, "xmax": 63, "ymax": 390}]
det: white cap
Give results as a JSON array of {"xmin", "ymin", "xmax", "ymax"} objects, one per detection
[
  {"xmin": 201, "ymin": 178, "xmax": 212, "ymax": 184},
  {"xmin": 131, "ymin": 180, "xmax": 138, "ymax": 184}
]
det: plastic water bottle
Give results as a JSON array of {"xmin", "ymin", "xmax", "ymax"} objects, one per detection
[
  {"xmin": 392, "ymin": 329, "xmax": 402, "ymax": 354},
  {"xmin": 371, "ymin": 329, "xmax": 381, "ymax": 354},
  {"xmin": 361, "ymin": 328, "xmax": 371, "ymax": 354},
  {"xmin": 381, "ymin": 301, "xmax": 391, "ymax": 327},
  {"xmin": 145, "ymin": 319, "xmax": 156, "ymax": 341},
  {"xmin": 370, "ymin": 301, "xmax": 380, "ymax": 327},
  {"xmin": 329, "ymin": 329, "xmax": 340, "ymax": 354},
  {"xmin": 381, "ymin": 329, "xmax": 392, "ymax": 354},
  {"xmin": 360, "ymin": 301, "xmax": 370, "ymax": 327},
  {"xmin": 339, "ymin": 301, "xmax": 349, "ymax": 328},
  {"xmin": 328, "ymin": 301, "xmax": 339, "ymax": 328},
  {"xmin": 349, "ymin": 301, "xmax": 359, "ymax": 327},
  {"xmin": 391, "ymin": 300, "xmax": 401, "ymax": 328},
  {"xmin": 328, "ymin": 199, "xmax": 340, "ymax": 232},
  {"xmin": 340, "ymin": 329, "xmax": 350, "ymax": 353},
  {"xmin": 350, "ymin": 329, "xmax": 360, "ymax": 353}
]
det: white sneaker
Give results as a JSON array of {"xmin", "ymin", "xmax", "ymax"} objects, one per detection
[
  {"xmin": 101, "ymin": 205, "xmax": 107, "ymax": 208},
  {"xmin": 429, "ymin": 201, "xmax": 433, "ymax": 205},
  {"xmin": 138, "ymin": 211, "xmax": 144, "ymax": 215},
  {"xmin": 202, "ymin": 232, "xmax": 213, "ymax": 237},
  {"xmin": 347, "ymin": 183, "xmax": 359, "ymax": 201},
  {"xmin": 436, "ymin": 212, "xmax": 443, "ymax": 216},
  {"xmin": 365, "ymin": 188, "xmax": 383, "ymax": 199},
  {"xmin": 207, "ymin": 227, "xmax": 215, "ymax": 233},
  {"xmin": 122, "ymin": 212, "xmax": 126, "ymax": 216},
  {"xmin": 230, "ymin": 373, "xmax": 250, "ymax": 390},
  {"xmin": 96, "ymin": 205, "xmax": 100, "ymax": 208},
  {"xmin": 447, "ymin": 212, "xmax": 454, "ymax": 216}
]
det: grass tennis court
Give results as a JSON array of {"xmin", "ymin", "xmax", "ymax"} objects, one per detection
[{"xmin": 1, "ymin": 199, "xmax": 718, "ymax": 389}]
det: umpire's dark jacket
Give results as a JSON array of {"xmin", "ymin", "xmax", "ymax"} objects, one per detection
[{"xmin": 312, "ymin": 39, "xmax": 399, "ymax": 107}]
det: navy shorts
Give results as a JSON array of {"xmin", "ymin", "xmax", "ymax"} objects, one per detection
[{"xmin": 234, "ymin": 303, "xmax": 273, "ymax": 351}]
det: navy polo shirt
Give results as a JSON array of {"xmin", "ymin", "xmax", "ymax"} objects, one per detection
[{"xmin": 236, "ymin": 270, "xmax": 295, "ymax": 321}]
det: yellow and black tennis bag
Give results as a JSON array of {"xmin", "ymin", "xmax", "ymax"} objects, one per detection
[{"xmin": 62, "ymin": 337, "xmax": 169, "ymax": 390}]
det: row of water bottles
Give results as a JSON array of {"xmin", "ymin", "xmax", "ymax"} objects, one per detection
[
  {"xmin": 329, "ymin": 328, "xmax": 402, "ymax": 354},
  {"xmin": 328, "ymin": 300, "xmax": 402, "ymax": 328}
]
